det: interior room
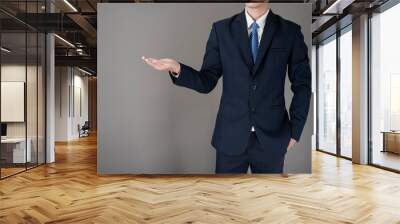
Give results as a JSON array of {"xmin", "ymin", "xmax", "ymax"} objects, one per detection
[
  {"xmin": 0, "ymin": 23, "xmax": 46, "ymax": 178},
  {"xmin": 0, "ymin": 0, "xmax": 400, "ymax": 223}
]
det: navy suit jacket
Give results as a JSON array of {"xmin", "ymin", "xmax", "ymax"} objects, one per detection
[{"xmin": 170, "ymin": 10, "xmax": 311, "ymax": 156}]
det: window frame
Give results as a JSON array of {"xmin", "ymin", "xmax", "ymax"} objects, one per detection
[{"xmin": 315, "ymin": 24, "xmax": 353, "ymax": 160}]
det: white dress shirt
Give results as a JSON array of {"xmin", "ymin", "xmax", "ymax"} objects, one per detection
[
  {"xmin": 172, "ymin": 9, "xmax": 270, "ymax": 133},
  {"xmin": 245, "ymin": 9, "xmax": 269, "ymax": 46},
  {"xmin": 245, "ymin": 9, "xmax": 269, "ymax": 132}
]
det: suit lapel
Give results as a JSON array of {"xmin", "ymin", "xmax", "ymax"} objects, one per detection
[
  {"xmin": 252, "ymin": 10, "xmax": 278, "ymax": 76},
  {"xmin": 232, "ymin": 10, "xmax": 253, "ymax": 72}
]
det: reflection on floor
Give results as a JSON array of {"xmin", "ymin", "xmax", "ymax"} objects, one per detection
[
  {"xmin": 0, "ymin": 134, "xmax": 400, "ymax": 223},
  {"xmin": 372, "ymin": 150, "xmax": 400, "ymax": 171},
  {"xmin": 0, "ymin": 167, "xmax": 25, "ymax": 177},
  {"xmin": 0, "ymin": 162, "xmax": 43, "ymax": 178}
]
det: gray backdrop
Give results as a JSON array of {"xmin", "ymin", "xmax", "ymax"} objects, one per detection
[{"xmin": 98, "ymin": 3, "xmax": 313, "ymax": 174}]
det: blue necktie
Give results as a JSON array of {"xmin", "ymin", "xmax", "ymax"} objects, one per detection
[{"xmin": 250, "ymin": 21, "xmax": 259, "ymax": 63}]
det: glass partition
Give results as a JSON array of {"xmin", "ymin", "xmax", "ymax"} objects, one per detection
[
  {"xmin": 1, "ymin": 30, "xmax": 28, "ymax": 177},
  {"xmin": 0, "ymin": 1, "xmax": 46, "ymax": 179},
  {"xmin": 27, "ymin": 31, "xmax": 38, "ymax": 169}
]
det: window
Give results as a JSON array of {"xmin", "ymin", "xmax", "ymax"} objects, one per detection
[
  {"xmin": 317, "ymin": 35, "xmax": 337, "ymax": 155},
  {"xmin": 316, "ymin": 26, "xmax": 353, "ymax": 159},
  {"xmin": 339, "ymin": 27, "xmax": 352, "ymax": 158},
  {"xmin": 370, "ymin": 2, "xmax": 400, "ymax": 171}
]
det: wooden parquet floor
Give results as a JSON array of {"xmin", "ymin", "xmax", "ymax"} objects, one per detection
[{"xmin": 1, "ymin": 134, "xmax": 400, "ymax": 224}]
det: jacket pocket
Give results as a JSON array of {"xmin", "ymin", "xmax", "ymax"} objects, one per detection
[{"xmin": 270, "ymin": 47, "xmax": 290, "ymax": 52}]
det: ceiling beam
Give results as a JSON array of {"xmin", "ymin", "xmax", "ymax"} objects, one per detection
[
  {"xmin": 67, "ymin": 13, "xmax": 97, "ymax": 39},
  {"xmin": 55, "ymin": 55, "xmax": 96, "ymax": 72}
]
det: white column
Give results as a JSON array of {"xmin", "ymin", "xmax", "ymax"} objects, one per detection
[
  {"xmin": 46, "ymin": 33, "xmax": 55, "ymax": 163},
  {"xmin": 45, "ymin": 0, "xmax": 56, "ymax": 163}
]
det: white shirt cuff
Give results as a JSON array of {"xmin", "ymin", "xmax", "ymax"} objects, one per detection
[{"xmin": 169, "ymin": 71, "xmax": 180, "ymax": 78}]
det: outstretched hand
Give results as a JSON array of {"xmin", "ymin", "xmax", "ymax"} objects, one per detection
[{"xmin": 142, "ymin": 56, "xmax": 181, "ymax": 74}]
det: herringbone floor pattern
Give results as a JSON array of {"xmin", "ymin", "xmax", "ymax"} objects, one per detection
[{"xmin": 1, "ymin": 134, "xmax": 400, "ymax": 224}]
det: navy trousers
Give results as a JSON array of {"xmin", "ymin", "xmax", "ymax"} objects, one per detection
[{"xmin": 215, "ymin": 132, "xmax": 287, "ymax": 174}]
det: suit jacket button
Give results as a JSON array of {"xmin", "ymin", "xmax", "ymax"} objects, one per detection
[
  {"xmin": 251, "ymin": 107, "xmax": 256, "ymax": 112},
  {"xmin": 252, "ymin": 84, "xmax": 257, "ymax": 90}
]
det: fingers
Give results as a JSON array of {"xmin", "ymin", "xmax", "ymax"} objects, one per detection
[
  {"xmin": 142, "ymin": 56, "xmax": 158, "ymax": 66},
  {"xmin": 142, "ymin": 56, "xmax": 170, "ymax": 71},
  {"xmin": 142, "ymin": 57, "xmax": 157, "ymax": 69},
  {"xmin": 287, "ymin": 139, "xmax": 296, "ymax": 150}
]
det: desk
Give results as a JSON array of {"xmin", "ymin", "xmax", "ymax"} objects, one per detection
[
  {"xmin": 381, "ymin": 131, "xmax": 400, "ymax": 154},
  {"xmin": 1, "ymin": 138, "xmax": 31, "ymax": 164}
]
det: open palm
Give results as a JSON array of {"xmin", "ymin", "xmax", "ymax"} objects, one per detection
[{"xmin": 142, "ymin": 56, "xmax": 180, "ymax": 74}]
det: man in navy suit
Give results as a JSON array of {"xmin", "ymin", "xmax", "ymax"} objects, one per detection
[{"xmin": 143, "ymin": 2, "xmax": 311, "ymax": 174}]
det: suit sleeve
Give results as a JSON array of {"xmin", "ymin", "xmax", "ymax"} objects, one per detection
[
  {"xmin": 287, "ymin": 25, "xmax": 312, "ymax": 142},
  {"xmin": 169, "ymin": 23, "xmax": 222, "ymax": 94}
]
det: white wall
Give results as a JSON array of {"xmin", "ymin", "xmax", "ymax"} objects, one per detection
[
  {"xmin": 71, "ymin": 73, "xmax": 89, "ymax": 138},
  {"xmin": 1, "ymin": 65, "xmax": 38, "ymax": 138},
  {"xmin": 55, "ymin": 67, "xmax": 89, "ymax": 141}
]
